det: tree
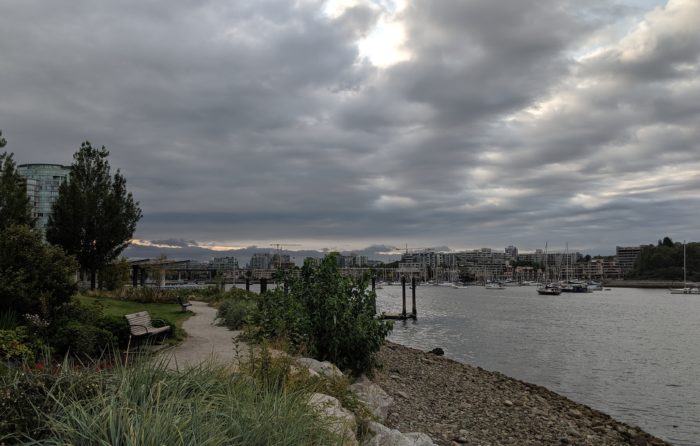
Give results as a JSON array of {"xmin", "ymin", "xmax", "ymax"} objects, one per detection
[
  {"xmin": 0, "ymin": 225, "xmax": 78, "ymax": 318},
  {"xmin": 0, "ymin": 130, "xmax": 6, "ymax": 147},
  {"xmin": 99, "ymin": 257, "xmax": 131, "ymax": 291},
  {"xmin": 0, "ymin": 151, "xmax": 34, "ymax": 230},
  {"xmin": 47, "ymin": 142, "xmax": 142, "ymax": 289}
]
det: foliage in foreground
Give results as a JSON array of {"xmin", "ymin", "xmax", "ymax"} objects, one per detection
[
  {"xmin": 0, "ymin": 356, "xmax": 341, "ymax": 445},
  {"xmin": 217, "ymin": 297, "xmax": 258, "ymax": 330},
  {"xmin": 252, "ymin": 255, "xmax": 392, "ymax": 376},
  {"xmin": 0, "ymin": 225, "xmax": 78, "ymax": 317},
  {"xmin": 0, "ymin": 151, "xmax": 34, "ymax": 230}
]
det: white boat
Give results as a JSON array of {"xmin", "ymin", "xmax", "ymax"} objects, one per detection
[
  {"xmin": 537, "ymin": 284, "xmax": 562, "ymax": 295},
  {"xmin": 669, "ymin": 287, "xmax": 700, "ymax": 294},
  {"xmin": 485, "ymin": 282, "xmax": 505, "ymax": 290},
  {"xmin": 669, "ymin": 241, "xmax": 698, "ymax": 294}
]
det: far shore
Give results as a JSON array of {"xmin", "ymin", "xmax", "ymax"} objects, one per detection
[{"xmin": 604, "ymin": 279, "xmax": 698, "ymax": 288}]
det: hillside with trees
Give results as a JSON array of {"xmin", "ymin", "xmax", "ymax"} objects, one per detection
[{"xmin": 628, "ymin": 237, "xmax": 699, "ymax": 281}]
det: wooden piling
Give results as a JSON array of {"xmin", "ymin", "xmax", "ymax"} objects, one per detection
[
  {"xmin": 411, "ymin": 276, "xmax": 417, "ymax": 317},
  {"xmin": 401, "ymin": 276, "xmax": 407, "ymax": 317},
  {"xmin": 260, "ymin": 278, "xmax": 267, "ymax": 294},
  {"xmin": 245, "ymin": 277, "xmax": 250, "ymax": 291}
]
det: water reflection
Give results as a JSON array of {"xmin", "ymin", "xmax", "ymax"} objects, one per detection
[{"xmin": 377, "ymin": 286, "xmax": 700, "ymax": 446}]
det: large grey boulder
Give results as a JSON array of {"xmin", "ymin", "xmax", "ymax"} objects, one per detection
[
  {"xmin": 362, "ymin": 421, "xmax": 435, "ymax": 446},
  {"xmin": 296, "ymin": 357, "xmax": 344, "ymax": 378},
  {"xmin": 350, "ymin": 376, "xmax": 394, "ymax": 422},
  {"xmin": 308, "ymin": 393, "xmax": 358, "ymax": 446}
]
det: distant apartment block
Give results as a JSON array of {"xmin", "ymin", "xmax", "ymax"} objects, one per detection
[
  {"xmin": 17, "ymin": 163, "xmax": 71, "ymax": 235},
  {"xmin": 210, "ymin": 256, "xmax": 239, "ymax": 271},
  {"xmin": 616, "ymin": 246, "xmax": 643, "ymax": 276},
  {"xmin": 249, "ymin": 252, "xmax": 291, "ymax": 270}
]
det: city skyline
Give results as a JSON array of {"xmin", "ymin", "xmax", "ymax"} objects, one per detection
[{"xmin": 2, "ymin": 0, "xmax": 699, "ymax": 254}]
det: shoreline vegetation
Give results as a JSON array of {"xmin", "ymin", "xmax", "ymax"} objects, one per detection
[
  {"xmin": 376, "ymin": 341, "xmax": 669, "ymax": 446},
  {"xmin": 604, "ymin": 279, "xmax": 697, "ymax": 288}
]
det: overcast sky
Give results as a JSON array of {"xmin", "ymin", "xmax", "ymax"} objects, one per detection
[{"xmin": 2, "ymin": 0, "xmax": 698, "ymax": 257}]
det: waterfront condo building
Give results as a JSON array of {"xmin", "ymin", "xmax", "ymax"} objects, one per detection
[
  {"xmin": 17, "ymin": 163, "xmax": 71, "ymax": 236},
  {"xmin": 616, "ymin": 246, "xmax": 643, "ymax": 276}
]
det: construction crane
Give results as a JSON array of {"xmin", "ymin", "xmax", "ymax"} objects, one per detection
[
  {"xmin": 269, "ymin": 243, "xmax": 301, "ymax": 268},
  {"xmin": 393, "ymin": 245, "xmax": 440, "ymax": 254}
]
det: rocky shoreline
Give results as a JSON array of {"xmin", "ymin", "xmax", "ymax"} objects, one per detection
[{"xmin": 373, "ymin": 342, "xmax": 670, "ymax": 446}]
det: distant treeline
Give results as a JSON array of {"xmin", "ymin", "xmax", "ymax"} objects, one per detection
[{"xmin": 628, "ymin": 237, "xmax": 699, "ymax": 281}]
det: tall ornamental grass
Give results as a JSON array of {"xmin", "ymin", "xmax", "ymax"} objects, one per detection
[{"xmin": 2, "ymin": 357, "xmax": 341, "ymax": 446}]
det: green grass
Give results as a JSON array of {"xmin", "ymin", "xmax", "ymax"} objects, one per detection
[
  {"xmin": 1, "ymin": 356, "xmax": 343, "ymax": 445},
  {"xmin": 75, "ymin": 294, "xmax": 192, "ymax": 334}
]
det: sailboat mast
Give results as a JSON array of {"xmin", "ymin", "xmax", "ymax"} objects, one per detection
[{"xmin": 684, "ymin": 240, "xmax": 687, "ymax": 287}]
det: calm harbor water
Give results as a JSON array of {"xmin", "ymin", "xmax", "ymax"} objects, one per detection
[{"xmin": 376, "ymin": 286, "xmax": 699, "ymax": 445}]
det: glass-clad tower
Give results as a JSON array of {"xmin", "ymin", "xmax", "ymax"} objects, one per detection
[{"xmin": 17, "ymin": 164, "xmax": 71, "ymax": 236}]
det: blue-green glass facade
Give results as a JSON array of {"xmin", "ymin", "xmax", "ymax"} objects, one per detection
[{"xmin": 17, "ymin": 164, "xmax": 71, "ymax": 235}]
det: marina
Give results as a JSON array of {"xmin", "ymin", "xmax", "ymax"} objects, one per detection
[{"xmin": 377, "ymin": 286, "xmax": 700, "ymax": 445}]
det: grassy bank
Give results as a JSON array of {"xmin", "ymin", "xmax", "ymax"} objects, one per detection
[
  {"xmin": 75, "ymin": 294, "xmax": 191, "ymax": 330},
  {"xmin": 0, "ymin": 355, "xmax": 342, "ymax": 445}
]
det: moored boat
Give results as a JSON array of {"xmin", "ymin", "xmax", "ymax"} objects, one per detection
[{"xmin": 537, "ymin": 284, "xmax": 562, "ymax": 295}]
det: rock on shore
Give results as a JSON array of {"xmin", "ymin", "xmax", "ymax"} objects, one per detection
[{"xmin": 373, "ymin": 342, "xmax": 670, "ymax": 446}]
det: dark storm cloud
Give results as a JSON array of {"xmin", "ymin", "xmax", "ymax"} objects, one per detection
[{"xmin": 1, "ymin": 0, "xmax": 698, "ymax": 254}]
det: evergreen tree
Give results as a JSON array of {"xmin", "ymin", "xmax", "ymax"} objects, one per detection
[
  {"xmin": 0, "ymin": 150, "xmax": 34, "ymax": 230},
  {"xmin": 0, "ymin": 130, "xmax": 6, "ymax": 147},
  {"xmin": 47, "ymin": 142, "xmax": 142, "ymax": 289}
]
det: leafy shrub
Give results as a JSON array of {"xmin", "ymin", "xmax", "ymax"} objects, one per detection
[
  {"xmin": 98, "ymin": 258, "xmax": 131, "ymax": 291},
  {"xmin": 217, "ymin": 298, "xmax": 257, "ymax": 330},
  {"xmin": 0, "ymin": 359, "xmax": 105, "ymax": 442},
  {"xmin": 95, "ymin": 315, "xmax": 131, "ymax": 349},
  {"xmin": 0, "ymin": 328, "xmax": 34, "ymax": 363},
  {"xmin": 0, "ymin": 326, "xmax": 46, "ymax": 367},
  {"xmin": 48, "ymin": 300, "xmax": 120, "ymax": 357},
  {"xmin": 253, "ymin": 255, "xmax": 392, "ymax": 375},
  {"xmin": 0, "ymin": 225, "xmax": 78, "ymax": 319},
  {"xmin": 110, "ymin": 286, "xmax": 192, "ymax": 304},
  {"xmin": 52, "ymin": 321, "xmax": 114, "ymax": 358}
]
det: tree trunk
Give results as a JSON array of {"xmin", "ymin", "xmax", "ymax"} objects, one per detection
[{"xmin": 90, "ymin": 269, "xmax": 96, "ymax": 289}]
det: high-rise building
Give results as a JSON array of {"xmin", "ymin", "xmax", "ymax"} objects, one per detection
[{"xmin": 17, "ymin": 163, "xmax": 71, "ymax": 236}]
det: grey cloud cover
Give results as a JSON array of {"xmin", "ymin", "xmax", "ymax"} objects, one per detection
[{"xmin": 1, "ymin": 0, "xmax": 697, "ymax": 256}]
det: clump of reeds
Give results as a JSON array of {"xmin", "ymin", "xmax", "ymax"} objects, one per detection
[{"xmin": 2, "ymin": 354, "xmax": 341, "ymax": 445}]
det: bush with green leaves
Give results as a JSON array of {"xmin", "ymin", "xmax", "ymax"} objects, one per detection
[
  {"xmin": 254, "ymin": 255, "xmax": 392, "ymax": 375},
  {"xmin": 0, "ymin": 328, "xmax": 34, "ymax": 363},
  {"xmin": 0, "ymin": 225, "xmax": 78, "ymax": 319},
  {"xmin": 217, "ymin": 297, "xmax": 257, "ymax": 330},
  {"xmin": 47, "ymin": 300, "xmax": 121, "ymax": 357},
  {"xmin": 109, "ymin": 286, "xmax": 192, "ymax": 303}
]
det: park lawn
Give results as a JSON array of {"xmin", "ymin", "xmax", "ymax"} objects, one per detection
[{"xmin": 75, "ymin": 294, "xmax": 192, "ymax": 339}]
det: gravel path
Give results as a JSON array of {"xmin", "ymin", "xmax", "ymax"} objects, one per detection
[
  {"xmin": 163, "ymin": 301, "xmax": 250, "ymax": 370},
  {"xmin": 374, "ymin": 342, "xmax": 670, "ymax": 446}
]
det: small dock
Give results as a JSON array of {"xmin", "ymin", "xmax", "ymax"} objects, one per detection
[{"xmin": 378, "ymin": 276, "xmax": 418, "ymax": 321}]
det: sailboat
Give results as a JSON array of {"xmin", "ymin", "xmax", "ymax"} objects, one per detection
[
  {"xmin": 537, "ymin": 242, "xmax": 561, "ymax": 295},
  {"xmin": 669, "ymin": 241, "xmax": 699, "ymax": 294}
]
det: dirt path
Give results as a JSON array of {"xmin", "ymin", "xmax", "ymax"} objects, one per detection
[{"xmin": 163, "ymin": 301, "xmax": 250, "ymax": 370}]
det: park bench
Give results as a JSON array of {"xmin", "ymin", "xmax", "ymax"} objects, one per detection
[
  {"xmin": 177, "ymin": 296, "xmax": 192, "ymax": 312},
  {"xmin": 124, "ymin": 311, "xmax": 171, "ymax": 342}
]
